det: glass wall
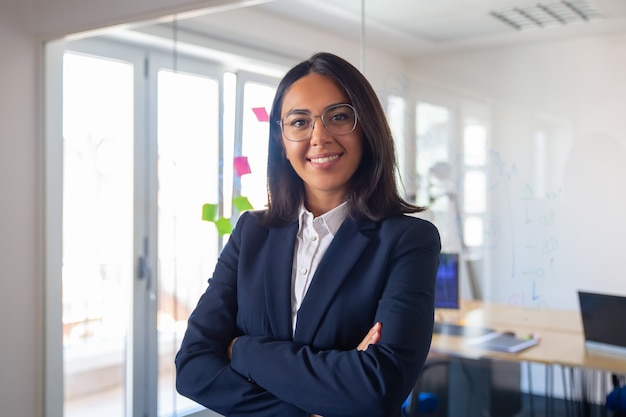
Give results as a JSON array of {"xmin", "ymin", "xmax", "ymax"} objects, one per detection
[
  {"xmin": 62, "ymin": 51, "xmax": 134, "ymax": 417},
  {"xmin": 60, "ymin": 36, "xmax": 278, "ymax": 417}
]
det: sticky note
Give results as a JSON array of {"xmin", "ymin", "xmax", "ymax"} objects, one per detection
[
  {"xmin": 201, "ymin": 203, "xmax": 218, "ymax": 222},
  {"xmin": 252, "ymin": 107, "xmax": 269, "ymax": 122},
  {"xmin": 215, "ymin": 217, "xmax": 233, "ymax": 236},
  {"xmin": 234, "ymin": 156, "xmax": 251, "ymax": 176},
  {"xmin": 233, "ymin": 196, "xmax": 254, "ymax": 212}
]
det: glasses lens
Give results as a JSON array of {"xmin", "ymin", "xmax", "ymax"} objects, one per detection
[
  {"xmin": 281, "ymin": 104, "xmax": 357, "ymax": 142},
  {"xmin": 281, "ymin": 112, "xmax": 313, "ymax": 142},
  {"xmin": 322, "ymin": 104, "xmax": 356, "ymax": 135}
]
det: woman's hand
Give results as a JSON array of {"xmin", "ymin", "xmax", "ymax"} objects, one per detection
[
  {"xmin": 233, "ymin": 323, "xmax": 383, "ymax": 417},
  {"xmin": 310, "ymin": 323, "xmax": 383, "ymax": 416},
  {"xmin": 227, "ymin": 337, "xmax": 239, "ymax": 360},
  {"xmin": 357, "ymin": 322, "xmax": 382, "ymax": 351}
]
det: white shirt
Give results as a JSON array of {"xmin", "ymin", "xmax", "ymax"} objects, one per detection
[{"xmin": 291, "ymin": 202, "xmax": 348, "ymax": 334}]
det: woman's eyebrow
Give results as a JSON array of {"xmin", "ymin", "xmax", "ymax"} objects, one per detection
[
  {"xmin": 284, "ymin": 108, "xmax": 311, "ymax": 115},
  {"xmin": 284, "ymin": 102, "xmax": 349, "ymax": 115}
]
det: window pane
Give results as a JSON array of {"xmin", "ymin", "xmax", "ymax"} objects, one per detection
[
  {"xmin": 464, "ymin": 170, "xmax": 486, "ymax": 213},
  {"xmin": 62, "ymin": 52, "xmax": 134, "ymax": 417},
  {"xmin": 463, "ymin": 123, "xmax": 486, "ymax": 166},
  {"xmin": 416, "ymin": 102, "xmax": 457, "ymax": 251},
  {"xmin": 464, "ymin": 216, "xmax": 484, "ymax": 247},
  {"xmin": 387, "ymin": 95, "xmax": 407, "ymax": 195},
  {"xmin": 240, "ymin": 81, "xmax": 275, "ymax": 210},
  {"xmin": 415, "ymin": 102, "xmax": 451, "ymax": 207},
  {"xmin": 157, "ymin": 69, "xmax": 220, "ymax": 416}
]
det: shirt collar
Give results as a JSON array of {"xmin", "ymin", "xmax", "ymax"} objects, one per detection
[{"xmin": 297, "ymin": 201, "xmax": 349, "ymax": 236}]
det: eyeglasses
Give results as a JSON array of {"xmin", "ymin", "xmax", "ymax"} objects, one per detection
[{"xmin": 277, "ymin": 103, "xmax": 357, "ymax": 142}]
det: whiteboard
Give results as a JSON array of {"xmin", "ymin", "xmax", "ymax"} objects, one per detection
[
  {"xmin": 485, "ymin": 124, "xmax": 626, "ymax": 310},
  {"xmin": 407, "ymin": 33, "xmax": 626, "ymax": 311}
]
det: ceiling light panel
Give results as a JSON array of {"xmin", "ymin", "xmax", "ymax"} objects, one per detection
[{"xmin": 491, "ymin": 0, "xmax": 604, "ymax": 31}]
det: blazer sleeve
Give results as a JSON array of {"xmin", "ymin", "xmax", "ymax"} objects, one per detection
[
  {"xmin": 175, "ymin": 212, "xmax": 308, "ymax": 417},
  {"xmin": 229, "ymin": 217, "xmax": 441, "ymax": 417}
]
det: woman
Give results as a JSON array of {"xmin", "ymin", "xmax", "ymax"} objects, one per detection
[{"xmin": 175, "ymin": 52, "xmax": 441, "ymax": 417}]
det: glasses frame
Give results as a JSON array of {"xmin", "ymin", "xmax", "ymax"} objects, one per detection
[{"xmin": 277, "ymin": 103, "xmax": 358, "ymax": 142}]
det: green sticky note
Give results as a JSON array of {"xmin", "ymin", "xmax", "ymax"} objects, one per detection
[
  {"xmin": 232, "ymin": 196, "xmax": 254, "ymax": 212},
  {"xmin": 215, "ymin": 217, "xmax": 233, "ymax": 236},
  {"xmin": 201, "ymin": 203, "xmax": 218, "ymax": 222}
]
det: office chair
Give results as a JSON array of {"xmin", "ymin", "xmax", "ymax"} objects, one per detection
[
  {"xmin": 403, "ymin": 358, "xmax": 451, "ymax": 417},
  {"xmin": 607, "ymin": 374, "xmax": 626, "ymax": 417}
]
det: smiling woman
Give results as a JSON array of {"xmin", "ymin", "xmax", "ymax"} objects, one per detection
[
  {"xmin": 175, "ymin": 52, "xmax": 441, "ymax": 417},
  {"xmin": 279, "ymin": 73, "xmax": 363, "ymax": 215}
]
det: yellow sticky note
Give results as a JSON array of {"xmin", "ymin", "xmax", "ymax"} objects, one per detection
[
  {"xmin": 215, "ymin": 217, "xmax": 233, "ymax": 236},
  {"xmin": 233, "ymin": 196, "xmax": 254, "ymax": 212},
  {"xmin": 201, "ymin": 203, "xmax": 218, "ymax": 222}
]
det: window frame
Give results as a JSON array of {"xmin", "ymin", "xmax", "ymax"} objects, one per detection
[{"xmin": 45, "ymin": 33, "xmax": 280, "ymax": 417}]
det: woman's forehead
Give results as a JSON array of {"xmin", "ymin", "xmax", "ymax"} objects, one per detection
[{"xmin": 281, "ymin": 73, "xmax": 348, "ymax": 114}]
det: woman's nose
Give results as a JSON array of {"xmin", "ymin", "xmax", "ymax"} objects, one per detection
[{"xmin": 309, "ymin": 117, "xmax": 331, "ymax": 145}]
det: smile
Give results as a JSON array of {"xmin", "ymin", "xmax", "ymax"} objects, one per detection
[{"xmin": 309, "ymin": 154, "xmax": 340, "ymax": 164}]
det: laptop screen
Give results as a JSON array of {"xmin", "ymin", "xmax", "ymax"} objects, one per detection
[
  {"xmin": 435, "ymin": 253, "xmax": 460, "ymax": 309},
  {"xmin": 578, "ymin": 291, "xmax": 626, "ymax": 353}
]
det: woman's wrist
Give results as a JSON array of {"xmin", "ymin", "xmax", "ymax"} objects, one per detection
[{"xmin": 227, "ymin": 337, "xmax": 239, "ymax": 360}]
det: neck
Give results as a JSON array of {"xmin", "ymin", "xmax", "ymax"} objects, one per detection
[{"xmin": 305, "ymin": 194, "xmax": 346, "ymax": 217}]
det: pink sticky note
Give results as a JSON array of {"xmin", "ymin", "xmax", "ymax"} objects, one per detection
[
  {"xmin": 234, "ymin": 156, "xmax": 251, "ymax": 177},
  {"xmin": 252, "ymin": 107, "xmax": 269, "ymax": 122}
]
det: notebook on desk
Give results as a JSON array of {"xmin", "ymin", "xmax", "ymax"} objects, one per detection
[
  {"xmin": 466, "ymin": 332, "xmax": 539, "ymax": 353},
  {"xmin": 578, "ymin": 290, "xmax": 626, "ymax": 356}
]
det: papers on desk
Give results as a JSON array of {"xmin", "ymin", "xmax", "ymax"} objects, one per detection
[{"xmin": 466, "ymin": 332, "xmax": 539, "ymax": 353}]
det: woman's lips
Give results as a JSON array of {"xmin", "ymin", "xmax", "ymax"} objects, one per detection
[{"xmin": 308, "ymin": 154, "xmax": 340, "ymax": 164}]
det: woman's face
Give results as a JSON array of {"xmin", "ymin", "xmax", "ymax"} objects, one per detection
[{"xmin": 280, "ymin": 73, "xmax": 362, "ymax": 206}]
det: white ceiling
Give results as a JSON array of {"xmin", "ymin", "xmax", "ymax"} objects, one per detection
[{"xmin": 178, "ymin": 0, "xmax": 626, "ymax": 59}]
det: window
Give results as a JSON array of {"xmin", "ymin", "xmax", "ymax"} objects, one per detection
[
  {"xmin": 387, "ymin": 95, "xmax": 409, "ymax": 197},
  {"xmin": 415, "ymin": 102, "xmax": 455, "ymax": 247},
  {"xmin": 462, "ymin": 120, "xmax": 488, "ymax": 247},
  {"xmin": 239, "ymin": 77, "xmax": 277, "ymax": 210},
  {"xmin": 48, "ymin": 33, "xmax": 279, "ymax": 417},
  {"xmin": 62, "ymin": 50, "xmax": 135, "ymax": 417},
  {"xmin": 415, "ymin": 99, "xmax": 489, "ymax": 264},
  {"xmin": 155, "ymin": 65, "xmax": 222, "ymax": 416}
]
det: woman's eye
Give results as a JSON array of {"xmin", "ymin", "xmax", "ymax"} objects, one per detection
[
  {"xmin": 328, "ymin": 112, "xmax": 349, "ymax": 123},
  {"xmin": 331, "ymin": 113, "xmax": 347, "ymax": 121},
  {"xmin": 290, "ymin": 118, "xmax": 310, "ymax": 129}
]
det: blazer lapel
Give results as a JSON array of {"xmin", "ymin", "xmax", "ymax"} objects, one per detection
[
  {"xmin": 264, "ymin": 221, "xmax": 299, "ymax": 339},
  {"xmin": 294, "ymin": 218, "xmax": 376, "ymax": 343}
]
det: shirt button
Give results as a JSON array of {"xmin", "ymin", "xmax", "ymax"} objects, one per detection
[
  {"xmin": 300, "ymin": 268, "xmax": 308, "ymax": 275},
  {"xmin": 311, "ymin": 235, "xmax": 318, "ymax": 241}
]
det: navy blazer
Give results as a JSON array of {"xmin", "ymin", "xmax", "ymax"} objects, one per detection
[{"xmin": 175, "ymin": 210, "xmax": 441, "ymax": 417}]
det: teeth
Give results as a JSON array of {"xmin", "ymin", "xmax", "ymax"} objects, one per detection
[{"xmin": 310, "ymin": 155, "xmax": 339, "ymax": 163}]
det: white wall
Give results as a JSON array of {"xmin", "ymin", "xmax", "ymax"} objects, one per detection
[
  {"xmin": 410, "ymin": 33, "xmax": 626, "ymax": 310},
  {"xmin": 0, "ymin": 1, "xmax": 42, "ymax": 416}
]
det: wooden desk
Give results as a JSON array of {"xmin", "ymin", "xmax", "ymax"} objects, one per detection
[
  {"xmin": 460, "ymin": 300, "xmax": 583, "ymax": 334},
  {"xmin": 431, "ymin": 300, "xmax": 626, "ymax": 374},
  {"xmin": 429, "ymin": 301, "xmax": 626, "ymax": 417}
]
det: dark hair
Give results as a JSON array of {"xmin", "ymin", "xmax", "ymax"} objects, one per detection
[{"xmin": 262, "ymin": 52, "xmax": 424, "ymax": 227}]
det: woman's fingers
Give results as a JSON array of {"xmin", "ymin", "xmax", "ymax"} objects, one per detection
[{"xmin": 357, "ymin": 322, "xmax": 382, "ymax": 351}]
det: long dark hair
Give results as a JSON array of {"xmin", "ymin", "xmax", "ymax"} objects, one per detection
[{"xmin": 262, "ymin": 52, "xmax": 424, "ymax": 227}]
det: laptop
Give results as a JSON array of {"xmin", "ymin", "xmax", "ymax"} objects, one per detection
[{"xmin": 578, "ymin": 291, "xmax": 626, "ymax": 356}]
